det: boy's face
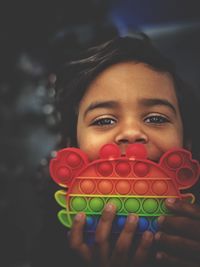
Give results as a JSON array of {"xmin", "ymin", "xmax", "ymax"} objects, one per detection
[{"xmin": 77, "ymin": 62, "xmax": 183, "ymax": 161}]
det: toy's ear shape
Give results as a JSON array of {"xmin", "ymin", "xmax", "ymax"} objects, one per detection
[
  {"xmin": 99, "ymin": 143, "xmax": 148, "ymax": 159},
  {"xmin": 49, "ymin": 147, "xmax": 89, "ymax": 187},
  {"xmin": 160, "ymin": 148, "xmax": 200, "ymax": 189},
  {"xmin": 126, "ymin": 143, "xmax": 147, "ymax": 159},
  {"xmin": 99, "ymin": 143, "xmax": 121, "ymax": 159}
]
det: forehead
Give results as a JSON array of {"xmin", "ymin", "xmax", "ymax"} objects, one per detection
[{"xmin": 79, "ymin": 62, "xmax": 178, "ymax": 107}]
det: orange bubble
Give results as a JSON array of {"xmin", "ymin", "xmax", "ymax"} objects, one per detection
[
  {"xmin": 80, "ymin": 180, "xmax": 96, "ymax": 194},
  {"xmin": 152, "ymin": 181, "xmax": 168, "ymax": 195},
  {"xmin": 98, "ymin": 180, "xmax": 113, "ymax": 194},
  {"xmin": 134, "ymin": 181, "xmax": 149, "ymax": 195},
  {"xmin": 116, "ymin": 181, "xmax": 131, "ymax": 194}
]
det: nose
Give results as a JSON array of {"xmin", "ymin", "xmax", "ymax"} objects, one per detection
[{"xmin": 115, "ymin": 121, "xmax": 148, "ymax": 146}]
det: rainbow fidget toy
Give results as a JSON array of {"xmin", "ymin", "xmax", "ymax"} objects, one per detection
[{"xmin": 49, "ymin": 143, "xmax": 199, "ymax": 238}]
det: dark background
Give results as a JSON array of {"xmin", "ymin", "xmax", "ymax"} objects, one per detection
[{"xmin": 0, "ymin": 1, "xmax": 200, "ymax": 266}]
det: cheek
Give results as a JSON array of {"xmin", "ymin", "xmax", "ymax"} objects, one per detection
[{"xmin": 79, "ymin": 140, "xmax": 103, "ymax": 160}]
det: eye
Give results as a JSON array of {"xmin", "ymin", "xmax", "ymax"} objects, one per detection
[
  {"xmin": 91, "ymin": 117, "xmax": 117, "ymax": 127},
  {"xmin": 144, "ymin": 115, "xmax": 170, "ymax": 124}
]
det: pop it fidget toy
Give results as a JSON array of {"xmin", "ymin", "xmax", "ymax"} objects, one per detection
[{"xmin": 49, "ymin": 143, "xmax": 200, "ymax": 238}]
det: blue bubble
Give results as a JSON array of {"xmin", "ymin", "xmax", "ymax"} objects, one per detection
[
  {"xmin": 138, "ymin": 217, "xmax": 149, "ymax": 232},
  {"xmin": 151, "ymin": 218, "xmax": 158, "ymax": 232},
  {"xmin": 86, "ymin": 216, "xmax": 95, "ymax": 230},
  {"xmin": 117, "ymin": 216, "xmax": 126, "ymax": 230}
]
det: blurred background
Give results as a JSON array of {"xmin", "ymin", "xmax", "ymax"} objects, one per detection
[{"xmin": 0, "ymin": 0, "xmax": 200, "ymax": 266}]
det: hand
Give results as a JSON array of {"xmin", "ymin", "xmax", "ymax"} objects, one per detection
[
  {"xmin": 68, "ymin": 203, "xmax": 154, "ymax": 267},
  {"xmin": 154, "ymin": 198, "xmax": 200, "ymax": 267}
]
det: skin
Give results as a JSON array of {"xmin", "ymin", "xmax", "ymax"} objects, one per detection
[
  {"xmin": 77, "ymin": 62, "xmax": 183, "ymax": 161},
  {"xmin": 68, "ymin": 62, "xmax": 200, "ymax": 267}
]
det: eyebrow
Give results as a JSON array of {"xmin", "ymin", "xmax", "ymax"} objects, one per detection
[
  {"xmin": 83, "ymin": 101, "xmax": 118, "ymax": 118},
  {"xmin": 83, "ymin": 98, "xmax": 177, "ymax": 118},
  {"xmin": 140, "ymin": 98, "xmax": 177, "ymax": 114}
]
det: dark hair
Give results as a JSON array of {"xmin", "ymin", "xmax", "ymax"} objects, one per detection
[{"xmin": 55, "ymin": 34, "xmax": 200, "ymax": 160}]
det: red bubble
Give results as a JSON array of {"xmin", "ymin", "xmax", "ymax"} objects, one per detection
[
  {"xmin": 57, "ymin": 166, "xmax": 71, "ymax": 182},
  {"xmin": 134, "ymin": 181, "xmax": 149, "ymax": 195},
  {"xmin": 99, "ymin": 144, "xmax": 121, "ymax": 159},
  {"xmin": 116, "ymin": 181, "xmax": 131, "ymax": 194},
  {"xmin": 126, "ymin": 144, "xmax": 147, "ymax": 159},
  {"xmin": 115, "ymin": 162, "xmax": 131, "ymax": 177},
  {"xmin": 152, "ymin": 181, "xmax": 168, "ymax": 195},
  {"xmin": 98, "ymin": 180, "xmax": 113, "ymax": 194},
  {"xmin": 66, "ymin": 152, "xmax": 82, "ymax": 168},
  {"xmin": 167, "ymin": 153, "xmax": 183, "ymax": 169},
  {"xmin": 80, "ymin": 180, "xmax": 96, "ymax": 194},
  {"xmin": 97, "ymin": 162, "xmax": 113, "ymax": 176},
  {"xmin": 134, "ymin": 162, "xmax": 149, "ymax": 177},
  {"xmin": 176, "ymin": 167, "xmax": 194, "ymax": 186}
]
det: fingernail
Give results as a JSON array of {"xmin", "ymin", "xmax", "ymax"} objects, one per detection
[
  {"xmin": 157, "ymin": 216, "xmax": 165, "ymax": 225},
  {"xmin": 166, "ymin": 198, "xmax": 176, "ymax": 205},
  {"xmin": 156, "ymin": 252, "xmax": 163, "ymax": 260},
  {"xmin": 155, "ymin": 232, "xmax": 161, "ymax": 241},
  {"xmin": 74, "ymin": 212, "xmax": 85, "ymax": 221},
  {"xmin": 127, "ymin": 214, "xmax": 138, "ymax": 223},
  {"xmin": 105, "ymin": 203, "xmax": 115, "ymax": 211}
]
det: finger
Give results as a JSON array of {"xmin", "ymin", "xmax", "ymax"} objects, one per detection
[
  {"xmin": 156, "ymin": 251, "xmax": 200, "ymax": 267},
  {"xmin": 94, "ymin": 203, "xmax": 116, "ymax": 266},
  {"xmin": 69, "ymin": 212, "xmax": 91, "ymax": 262},
  {"xmin": 131, "ymin": 231, "xmax": 154, "ymax": 267},
  {"xmin": 165, "ymin": 198, "xmax": 200, "ymax": 219},
  {"xmin": 111, "ymin": 214, "xmax": 138, "ymax": 266},
  {"xmin": 95, "ymin": 203, "xmax": 116, "ymax": 242},
  {"xmin": 158, "ymin": 215, "xmax": 200, "ymax": 240},
  {"xmin": 155, "ymin": 231, "xmax": 200, "ymax": 261}
]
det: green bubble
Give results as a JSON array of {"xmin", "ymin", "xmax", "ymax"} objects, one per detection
[
  {"xmin": 89, "ymin": 197, "xmax": 104, "ymax": 212},
  {"xmin": 143, "ymin": 199, "xmax": 158, "ymax": 214},
  {"xmin": 124, "ymin": 198, "xmax": 140, "ymax": 213},
  {"xmin": 108, "ymin": 198, "xmax": 122, "ymax": 211},
  {"xmin": 71, "ymin": 197, "xmax": 87, "ymax": 211}
]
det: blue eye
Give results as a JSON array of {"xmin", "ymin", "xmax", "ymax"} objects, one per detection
[
  {"xmin": 145, "ymin": 115, "xmax": 169, "ymax": 124},
  {"xmin": 92, "ymin": 118, "xmax": 116, "ymax": 126}
]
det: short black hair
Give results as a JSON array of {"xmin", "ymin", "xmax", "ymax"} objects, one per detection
[{"xmin": 55, "ymin": 34, "xmax": 200, "ymax": 160}]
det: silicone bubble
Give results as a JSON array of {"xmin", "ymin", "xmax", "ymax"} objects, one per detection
[{"xmin": 49, "ymin": 143, "xmax": 200, "ymax": 245}]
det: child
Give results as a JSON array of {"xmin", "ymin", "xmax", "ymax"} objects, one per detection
[{"xmin": 38, "ymin": 34, "xmax": 200, "ymax": 267}]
